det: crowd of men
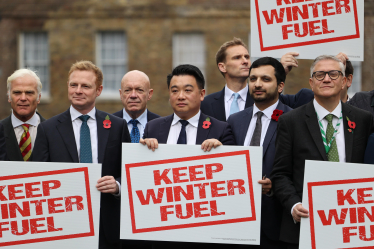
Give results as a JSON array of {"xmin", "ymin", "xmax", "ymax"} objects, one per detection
[{"xmin": 1, "ymin": 37, "xmax": 374, "ymax": 249}]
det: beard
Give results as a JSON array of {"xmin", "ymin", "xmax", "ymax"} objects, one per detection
[{"xmin": 250, "ymin": 87, "xmax": 278, "ymax": 103}]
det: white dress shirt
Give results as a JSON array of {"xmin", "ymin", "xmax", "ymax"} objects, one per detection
[
  {"xmin": 123, "ymin": 109, "xmax": 147, "ymax": 139},
  {"xmin": 167, "ymin": 111, "xmax": 200, "ymax": 145},
  {"xmin": 224, "ymin": 84, "xmax": 248, "ymax": 120},
  {"xmin": 12, "ymin": 111, "xmax": 40, "ymax": 151},
  {"xmin": 244, "ymin": 100, "xmax": 279, "ymax": 146}
]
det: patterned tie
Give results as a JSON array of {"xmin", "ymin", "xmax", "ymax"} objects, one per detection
[
  {"xmin": 325, "ymin": 114, "xmax": 339, "ymax": 162},
  {"xmin": 177, "ymin": 120, "xmax": 189, "ymax": 144},
  {"xmin": 129, "ymin": 119, "xmax": 140, "ymax": 143},
  {"xmin": 79, "ymin": 115, "xmax": 92, "ymax": 163},
  {"xmin": 230, "ymin": 93, "xmax": 240, "ymax": 116},
  {"xmin": 250, "ymin": 112, "xmax": 263, "ymax": 146},
  {"xmin": 19, "ymin": 124, "xmax": 32, "ymax": 161}
]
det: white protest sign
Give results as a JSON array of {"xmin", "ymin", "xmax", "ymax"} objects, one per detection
[
  {"xmin": 0, "ymin": 162, "xmax": 101, "ymax": 248},
  {"xmin": 250, "ymin": 0, "xmax": 364, "ymax": 61},
  {"xmin": 300, "ymin": 160, "xmax": 374, "ymax": 249},
  {"xmin": 121, "ymin": 144, "xmax": 262, "ymax": 245}
]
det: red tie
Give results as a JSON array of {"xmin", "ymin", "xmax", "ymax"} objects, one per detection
[{"xmin": 19, "ymin": 124, "xmax": 32, "ymax": 161}]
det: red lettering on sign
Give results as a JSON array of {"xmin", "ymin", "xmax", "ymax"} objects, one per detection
[
  {"xmin": 9, "ymin": 201, "xmax": 30, "ymax": 218},
  {"xmin": 174, "ymin": 185, "xmax": 194, "ymax": 202},
  {"xmin": 173, "ymin": 167, "xmax": 189, "ymax": 183},
  {"xmin": 343, "ymin": 226, "xmax": 357, "ymax": 243},
  {"xmin": 317, "ymin": 208, "xmax": 347, "ymax": 225},
  {"xmin": 337, "ymin": 189, "xmax": 356, "ymax": 206},
  {"xmin": 48, "ymin": 197, "xmax": 65, "ymax": 214},
  {"xmin": 189, "ymin": 165, "xmax": 205, "ymax": 182},
  {"xmin": 65, "ymin": 196, "xmax": 84, "ymax": 212},
  {"xmin": 10, "ymin": 220, "xmax": 29, "ymax": 236},
  {"xmin": 136, "ymin": 188, "xmax": 165, "ymax": 205},
  {"xmin": 25, "ymin": 182, "xmax": 42, "ymax": 198},
  {"xmin": 42, "ymin": 180, "xmax": 61, "ymax": 196},
  {"xmin": 205, "ymin": 163, "xmax": 223, "ymax": 180}
]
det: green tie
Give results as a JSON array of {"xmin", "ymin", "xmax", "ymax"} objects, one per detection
[{"xmin": 325, "ymin": 114, "xmax": 339, "ymax": 162}]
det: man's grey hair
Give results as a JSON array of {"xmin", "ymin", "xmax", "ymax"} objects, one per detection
[
  {"xmin": 310, "ymin": 55, "xmax": 345, "ymax": 77},
  {"xmin": 7, "ymin": 69, "xmax": 42, "ymax": 98}
]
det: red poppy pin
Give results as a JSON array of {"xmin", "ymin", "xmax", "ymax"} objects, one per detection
[
  {"xmin": 346, "ymin": 117, "xmax": 356, "ymax": 133},
  {"xmin": 103, "ymin": 115, "xmax": 111, "ymax": 129},
  {"xmin": 271, "ymin": 109, "xmax": 284, "ymax": 122},
  {"xmin": 203, "ymin": 117, "xmax": 211, "ymax": 129}
]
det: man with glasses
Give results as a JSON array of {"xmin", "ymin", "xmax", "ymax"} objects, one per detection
[{"xmin": 270, "ymin": 55, "xmax": 374, "ymax": 249}]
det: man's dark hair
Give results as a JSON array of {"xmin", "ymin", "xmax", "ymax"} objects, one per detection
[
  {"xmin": 249, "ymin": 57, "xmax": 286, "ymax": 85},
  {"xmin": 345, "ymin": 60, "xmax": 354, "ymax": 76},
  {"xmin": 167, "ymin": 64, "xmax": 205, "ymax": 89}
]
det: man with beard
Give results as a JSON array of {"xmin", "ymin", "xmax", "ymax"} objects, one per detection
[{"xmin": 227, "ymin": 57, "xmax": 291, "ymax": 249}]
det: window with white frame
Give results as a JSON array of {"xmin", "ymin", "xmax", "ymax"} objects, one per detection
[
  {"xmin": 96, "ymin": 32, "xmax": 127, "ymax": 98},
  {"xmin": 19, "ymin": 32, "xmax": 50, "ymax": 98},
  {"xmin": 348, "ymin": 61, "xmax": 362, "ymax": 98},
  {"xmin": 173, "ymin": 33, "xmax": 206, "ymax": 83}
]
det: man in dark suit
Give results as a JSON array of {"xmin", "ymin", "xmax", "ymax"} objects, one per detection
[
  {"xmin": 0, "ymin": 123, "xmax": 7, "ymax": 161},
  {"xmin": 227, "ymin": 57, "xmax": 292, "ymax": 249},
  {"xmin": 113, "ymin": 70, "xmax": 160, "ymax": 143},
  {"xmin": 33, "ymin": 61, "xmax": 131, "ymax": 249},
  {"xmin": 349, "ymin": 90, "xmax": 374, "ymax": 123},
  {"xmin": 1, "ymin": 69, "xmax": 46, "ymax": 161},
  {"xmin": 200, "ymin": 38, "xmax": 314, "ymax": 121},
  {"xmin": 271, "ymin": 55, "xmax": 374, "ymax": 249}
]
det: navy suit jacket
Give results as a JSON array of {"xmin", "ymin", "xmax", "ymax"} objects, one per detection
[
  {"xmin": 364, "ymin": 133, "xmax": 374, "ymax": 164},
  {"xmin": 227, "ymin": 101, "xmax": 292, "ymax": 241},
  {"xmin": 143, "ymin": 112, "xmax": 235, "ymax": 145},
  {"xmin": 201, "ymin": 87, "xmax": 314, "ymax": 121},
  {"xmin": 113, "ymin": 109, "xmax": 161, "ymax": 122},
  {"xmin": 32, "ymin": 108, "xmax": 131, "ymax": 244},
  {"xmin": 0, "ymin": 123, "xmax": 6, "ymax": 161},
  {"xmin": 1, "ymin": 112, "xmax": 46, "ymax": 161}
]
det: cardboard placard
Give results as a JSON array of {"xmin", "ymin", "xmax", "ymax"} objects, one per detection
[
  {"xmin": 250, "ymin": 0, "xmax": 364, "ymax": 61},
  {"xmin": 121, "ymin": 144, "xmax": 262, "ymax": 245},
  {"xmin": 300, "ymin": 160, "xmax": 374, "ymax": 249},
  {"xmin": 0, "ymin": 162, "xmax": 101, "ymax": 248}
]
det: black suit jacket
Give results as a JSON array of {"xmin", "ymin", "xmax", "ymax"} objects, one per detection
[
  {"xmin": 0, "ymin": 123, "xmax": 6, "ymax": 161},
  {"xmin": 200, "ymin": 87, "xmax": 314, "ymax": 121},
  {"xmin": 270, "ymin": 101, "xmax": 374, "ymax": 244},
  {"xmin": 113, "ymin": 109, "xmax": 161, "ymax": 122},
  {"xmin": 32, "ymin": 109, "xmax": 131, "ymax": 245},
  {"xmin": 143, "ymin": 112, "xmax": 235, "ymax": 145},
  {"xmin": 348, "ymin": 90, "xmax": 374, "ymax": 123},
  {"xmin": 227, "ymin": 101, "xmax": 292, "ymax": 242},
  {"xmin": 364, "ymin": 133, "xmax": 374, "ymax": 164},
  {"xmin": 0, "ymin": 112, "xmax": 45, "ymax": 161}
]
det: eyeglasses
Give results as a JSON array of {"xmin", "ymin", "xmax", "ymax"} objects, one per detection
[{"xmin": 312, "ymin": 70, "xmax": 343, "ymax": 81}]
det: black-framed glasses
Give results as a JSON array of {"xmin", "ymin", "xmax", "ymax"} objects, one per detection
[{"xmin": 312, "ymin": 70, "xmax": 343, "ymax": 81}]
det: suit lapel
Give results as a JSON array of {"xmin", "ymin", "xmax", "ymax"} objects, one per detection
[
  {"xmin": 56, "ymin": 109, "xmax": 79, "ymax": 162},
  {"xmin": 262, "ymin": 102, "xmax": 284, "ymax": 156},
  {"xmin": 237, "ymin": 108, "xmax": 253, "ymax": 146},
  {"xmin": 2, "ymin": 116, "xmax": 23, "ymax": 160},
  {"xmin": 305, "ymin": 102, "xmax": 328, "ymax": 160},
  {"xmin": 196, "ymin": 113, "xmax": 211, "ymax": 145},
  {"xmin": 342, "ymin": 103, "xmax": 354, "ymax": 162},
  {"xmin": 212, "ymin": 88, "xmax": 226, "ymax": 121},
  {"xmin": 96, "ymin": 110, "xmax": 109, "ymax": 164},
  {"xmin": 245, "ymin": 89, "xmax": 254, "ymax": 109},
  {"xmin": 158, "ymin": 115, "xmax": 173, "ymax": 144}
]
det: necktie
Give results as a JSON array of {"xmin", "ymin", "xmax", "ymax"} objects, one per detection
[
  {"xmin": 230, "ymin": 93, "xmax": 240, "ymax": 116},
  {"xmin": 79, "ymin": 115, "xmax": 92, "ymax": 163},
  {"xmin": 250, "ymin": 112, "xmax": 264, "ymax": 146},
  {"xmin": 325, "ymin": 114, "xmax": 339, "ymax": 162},
  {"xmin": 177, "ymin": 120, "xmax": 189, "ymax": 144},
  {"xmin": 129, "ymin": 119, "xmax": 140, "ymax": 143},
  {"xmin": 19, "ymin": 124, "xmax": 32, "ymax": 161}
]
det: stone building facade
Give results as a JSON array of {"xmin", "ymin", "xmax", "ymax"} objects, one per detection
[{"xmin": 0, "ymin": 0, "xmax": 373, "ymax": 119}]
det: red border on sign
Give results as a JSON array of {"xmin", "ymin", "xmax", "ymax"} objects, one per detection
[
  {"xmin": 0, "ymin": 167, "xmax": 95, "ymax": 247},
  {"xmin": 125, "ymin": 150, "xmax": 256, "ymax": 233},
  {"xmin": 254, "ymin": 0, "xmax": 360, "ymax": 51},
  {"xmin": 308, "ymin": 177, "xmax": 374, "ymax": 249}
]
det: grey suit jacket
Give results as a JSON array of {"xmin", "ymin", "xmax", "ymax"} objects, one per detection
[{"xmin": 0, "ymin": 112, "xmax": 46, "ymax": 161}]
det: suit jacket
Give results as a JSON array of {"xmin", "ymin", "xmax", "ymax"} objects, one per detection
[
  {"xmin": 113, "ymin": 109, "xmax": 161, "ymax": 122},
  {"xmin": 0, "ymin": 112, "xmax": 46, "ymax": 161},
  {"xmin": 364, "ymin": 133, "xmax": 374, "ymax": 164},
  {"xmin": 227, "ymin": 101, "xmax": 292, "ymax": 242},
  {"xmin": 143, "ymin": 112, "xmax": 235, "ymax": 145},
  {"xmin": 32, "ymin": 109, "xmax": 131, "ymax": 245},
  {"xmin": 348, "ymin": 90, "xmax": 374, "ymax": 123},
  {"xmin": 0, "ymin": 123, "xmax": 6, "ymax": 161},
  {"xmin": 270, "ymin": 101, "xmax": 374, "ymax": 244},
  {"xmin": 200, "ymin": 87, "xmax": 314, "ymax": 121}
]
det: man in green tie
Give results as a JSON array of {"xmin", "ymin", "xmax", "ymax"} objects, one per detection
[{"xmin": 270, "ymin": 55, "xmax": 374, "ymax": 249}]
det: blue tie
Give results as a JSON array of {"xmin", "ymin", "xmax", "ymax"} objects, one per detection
[
  {"xmin": 79, "ymin": 115, "xmax": 92, "ymax": 163},
  {"xmin": 230, "ymin": 93, "xmax": 240, "ymax": 116},
  {"xmin": 129, "ymin": 119, "xmax": 140, "ymax": 143},
  {"xmin": 177, "ymin": 120, "xmax": 189, "ymax": 144}
]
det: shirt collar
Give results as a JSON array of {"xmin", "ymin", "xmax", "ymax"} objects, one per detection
[
  {"xmin": 224, "ymin": 84, "xmax": 248, "ymax": 103},
  {"xmin": 171, "ymin": 110, "xmax": 201, "ymax": 128},
  {"xmin": 70, "ymin": 105, "xmax": 96, "ymax": 121},
  {"xmin": 313, "ymin": 99, "xmax": 342, "ymax": 121},
  {"xmin": 253, "ymin": 100, "xmax": 279, "ymax": 119},
  {"xmin": 123, "ymin": 109, "xmax": 148, "ymax": 127},
  {"xmin": 11, "ymin": 111, "xmax": 39, "ymax": 128}
]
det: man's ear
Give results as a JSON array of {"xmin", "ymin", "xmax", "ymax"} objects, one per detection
[{"xmin": 218, "ymin": 62, "xmax": 226, "ymax": 74}]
